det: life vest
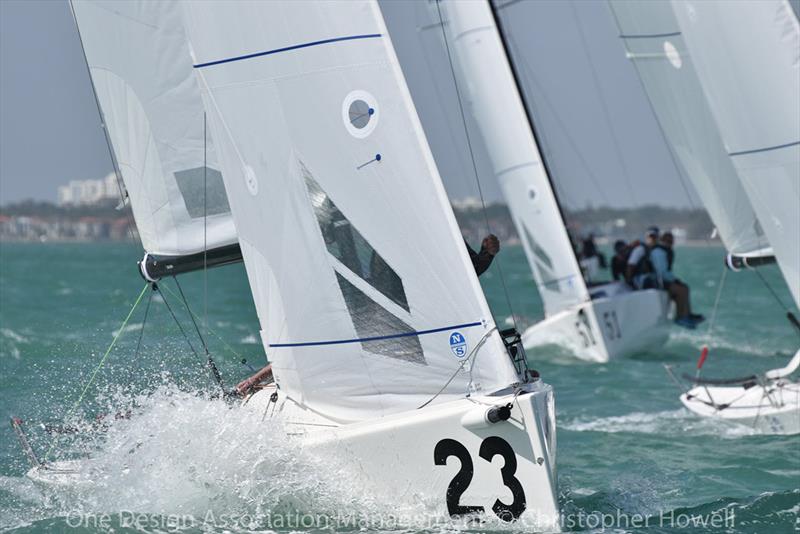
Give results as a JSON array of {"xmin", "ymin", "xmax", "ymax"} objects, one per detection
[
  {"xmin": 629, "ymin": 244, "xmax": 654, "ymax": 277},
  {"xmin": 630, "ymin": 244, "xmax": 673, "ymax": 278}
]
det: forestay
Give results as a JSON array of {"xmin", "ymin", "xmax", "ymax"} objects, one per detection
[
  {"xmin": 438, "ymin": 0, "xmax": 590, "ymax": 318},
  {"xmin": 181, "ymin": 0, "xmax": 521, "ymax": 422},
  {"xmin": 607, "ymin": 0, "xmax": 767, "ymax": 258},
  {"xmin": 72, "ymin": 1, "xmax": 237, "ymax": 257},
  {"xmin": 671, "ymin": 0, "xmax": 800, "ymax": 307}
]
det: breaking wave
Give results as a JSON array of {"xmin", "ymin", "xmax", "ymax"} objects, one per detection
[
  {"xmin": 561, "ymin": 409, "xmax": 758, "ymax": 438},
  {"xmin": 0, "ymin": 385, "xmax": 536, "ymax": 533}
]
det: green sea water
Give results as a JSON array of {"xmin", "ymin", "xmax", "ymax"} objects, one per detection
[{"xmin": 0, "ymin": 242, "xmax": 797, "ymax": 533}]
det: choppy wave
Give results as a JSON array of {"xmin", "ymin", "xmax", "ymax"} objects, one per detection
[
  {"xmin": 239, "ymin": 334, "xmax": 259, "ymax": 345},
  {"xmin": 562, "ymin": 409, "xmax": 757, "ymax": 438},
  {"xmin": 666, "ymin": 325, "xmax": 795, "ymax": 359},
  {"xmin": 1, "ymin": 328, "xmax": 29, "ymax": 344},
  {"xmin": 0, "ymin": 385, "xmax": 531, "ymax": 533},
  {"xmin": 110, "ymin": 323, "xmax": 144, "ymax": 338}
]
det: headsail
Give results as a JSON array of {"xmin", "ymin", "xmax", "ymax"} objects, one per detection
[
  {"xmin": 71, "ymin": 1, "xmax": 238, "ymax": 268},
  {"xmin": 437, "ymin": 0, "xmax": 590, "ymax": 318},
  {"xmin": 671, "ymin": 0, "xmax": 800, "ymax": 307},
  {"xmin": 182, "ymin": 0, "xmax": 521, "ymax": 422},
  {"xmin": 607, "ymin": 0, "xmax": 768, "ymax": 258}
]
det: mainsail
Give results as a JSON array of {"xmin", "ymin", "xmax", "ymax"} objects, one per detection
[
  {"xmin": 182, "ymin": 0, "xmax": 521, "ymax": 422},
  {"xmin": 437, "ymin": 0, "xmax": 590, "ymax": 318},
  {"xmin": 671, "ymin": 0, "xmax": 800, "ymax": 307},
  {"xmin": 607, "ymin": 0, "xmax": 768, "ymax": 258},
  {"xmin": 71, "ymin": 1, "xmax": 239, "ymax": 275}
]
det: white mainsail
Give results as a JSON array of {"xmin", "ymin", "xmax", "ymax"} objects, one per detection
[
  {"xmin": 181, "ymin": 0, "xmax": 521, "ymax": 422},
  {"xmin": 607, "ymin": 0, "xmax": 768, "ymax": 258},
  {"xmin": 71, "ymin": 1, "xmax": 237, "ymax": 258},
  {"xmin": 437, "ymin": 0, "xmax": 590, "ymax": 318},
  {"xmin": 671, "ymin": 0, "xmax": 800, "ymax": 307}
]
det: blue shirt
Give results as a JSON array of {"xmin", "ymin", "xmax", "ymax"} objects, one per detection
[{"xmin": 650, "ymin": 247, "xmax": 675, "ymax": 286}]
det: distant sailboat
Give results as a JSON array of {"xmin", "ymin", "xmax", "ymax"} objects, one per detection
[
  {"xmin": 610, "ymin": 0, "xmax": 799, "ymax": 433},
  {"xmin": 436, "ymin": 0, "xmax": 670, "ymax": 363},
  {"xmin": 183, "ymin": 0, "xmax": 560, "ymax": 525}
]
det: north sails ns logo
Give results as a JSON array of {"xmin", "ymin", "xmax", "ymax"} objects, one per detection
[{"xmin": 449, "ymin": 331, "xmax": 467, "ymax": 359}]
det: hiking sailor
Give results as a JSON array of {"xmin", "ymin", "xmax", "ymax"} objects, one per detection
[
  {"xmin": 625, "ymin": 226, "xmax": 660, "ymax": 289},
  {"xmin": 611, "ymin": 239, "xmax": 631, "ymax": 282},
  {"xmin": 465, "ymin": 234, "xmax": 500, "ymax": 276},
  {"xmin": 651, "ymin": 231, "xmax": 704, "ymax": 329}
]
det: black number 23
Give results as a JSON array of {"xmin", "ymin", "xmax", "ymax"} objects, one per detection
[{"xmin": 433, "ymin": 436, "xmax": 527, "ymax": 522}]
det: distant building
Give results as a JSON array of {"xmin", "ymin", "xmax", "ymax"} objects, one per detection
[
  {"xmin": 451, "ymin": 196, "xmax": 484, "ymax": 211},
  {"xmin": 57, "ymin": 173, "xmax": 120, "ymax": 207}
]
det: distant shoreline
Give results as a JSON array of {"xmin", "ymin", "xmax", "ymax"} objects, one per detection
[{"xmin": 1, "ymin": 199, "xmax": 716, "ymax": 244}]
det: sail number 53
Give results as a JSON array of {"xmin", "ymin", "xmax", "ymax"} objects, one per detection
[{"xmin": 433, "ymin": 437, "xmax": 526, "ymax": 521}]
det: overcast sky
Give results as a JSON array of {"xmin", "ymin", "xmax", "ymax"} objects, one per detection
[{"xmin": 1, "ymin": 0, "xmax": 706, "ymax": 208}]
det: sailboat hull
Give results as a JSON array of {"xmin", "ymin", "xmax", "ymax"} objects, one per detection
[
  {"xmin": 245, "ymin": 382, "xmax": 561, "ymax": 530},
  {"xmin": 681, "ymin": 381, "xmax": 800, "ymax": 435},
  {"xmin": 522, "ymin": 284, "xmax": 670, "ymax": 362}
]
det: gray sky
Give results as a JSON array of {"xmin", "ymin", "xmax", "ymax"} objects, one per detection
[{"xmin": 1, "ymin": 0, "xmax": 698, "ymax": 208}]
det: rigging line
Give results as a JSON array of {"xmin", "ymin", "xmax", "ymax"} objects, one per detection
[
  {"xmin": 173, "ymin": 276, "xmax": 210, "ymax": 355},
  {"xmin": 568, "ymin": 0, "xmax": 637, "ymax": 206},
  {"xmin": 752, "ymin": 267, "xmax": 792, "ymax": 314},
  {"xmin": 172, "ymin": 276, "xmax": 226, "ymax": 391},
  {"xmin": 203, "ymin": 112, "xmax": 209, "ymax": 369},
  {"xmin": 130, "ymin": 285, "xmax": 155, "ymax": 380},
  {"xmin": 67, "ymin": 0, "xmax": 139, "ymax": 247},
  {"xmin": 159, "ymin": 282, "xmax": 245, "ymax": 361},
  {"xmin": 155, "ymin": 283, "xmax": 201, "ymax": 361},
  {"xmin": 43, "ymin": 283, "xmax": 149, "ymax": 464},
  {"xmin": 415, "ymin": 12, "xmax": 473, "ymax": 186},
  {"xmin": 434, "ymin": 0, "xmax": 520, "ymax": 332},
  {"xmin": 704, "ymin": 266, "xmax": 727, "ymax": 348},
  {"xmin": 512, "ymin": 55, "xmax": 610, "ymax": 206},
  {"xmin": 419, "ymin": 326, "xmax": 498, "ymax": 409}
]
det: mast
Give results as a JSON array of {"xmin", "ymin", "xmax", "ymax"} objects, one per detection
[{"xmin": 487, "ymin": 1, "xmax": 581, "ymax": 269}]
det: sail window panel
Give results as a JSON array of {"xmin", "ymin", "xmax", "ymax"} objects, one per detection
[
  {"xmin": 336, "ymin": 274, "xmax": 425, "ymax": 365},
  {"xmin": 174, "ymin": 166, "xmax": 232, "ymax": 218},
  {"xmin": 348, "ymin": 99, "xmax": 373, "ymax": 129},
  {"xmin": 301, "ymin": 161, "xmax": 410, "ymax": 312},
  {"xmin": 521, "ymin": 222, "xmax": 563, "ymax": 293}
]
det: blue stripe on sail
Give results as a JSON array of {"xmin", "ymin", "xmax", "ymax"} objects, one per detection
[
  {"xmin": 193, "ymin": 34, "xmax": 383, "ymax": 69},
  {"xmin": 269, "ymin": 321, "xmax": 483, "ymax": 348},
  {"xmin": 619, "ymin": 31, "xmax": 682, "ymax": 39},
  {"xmin": 729, "ymin": 140, "xmax": 800, "ymax": 157}
]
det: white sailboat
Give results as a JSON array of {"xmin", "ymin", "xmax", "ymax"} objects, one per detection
[
  {"xmin": 20, "ymin": 1, "xmax": 561, "ymax": 523},
  {"xmin": 610, "ymin": 0, "xmax": 800, "ymax": 433},
  {"xmin": 435, "ymin": 0, "xmax": 670, "ymax": 363},
  {"xmin": 182, "ymin": 0, "xmax": 560, "ymax": 525}
]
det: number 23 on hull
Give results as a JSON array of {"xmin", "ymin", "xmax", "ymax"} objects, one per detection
[{"xmin": 286, "ymin": 382, "xmax": 561, "ymax": 530}]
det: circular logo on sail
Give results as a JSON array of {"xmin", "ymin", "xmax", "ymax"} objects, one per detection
[
  {"xmin": 243, "ymin": 165, "xmax": 259, "ymax": 196},
  {"xmin": 342, "ymin": 90, "xmax": 379, "ymax": 139},
  {"xmin": 449, "ymin": 331, "xmax": 468, "ymax": 359}
]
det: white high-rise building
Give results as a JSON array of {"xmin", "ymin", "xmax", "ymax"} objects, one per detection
[{"xmin": 57, "ymin": 173, "xmax": 120, "ymax": 207}]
